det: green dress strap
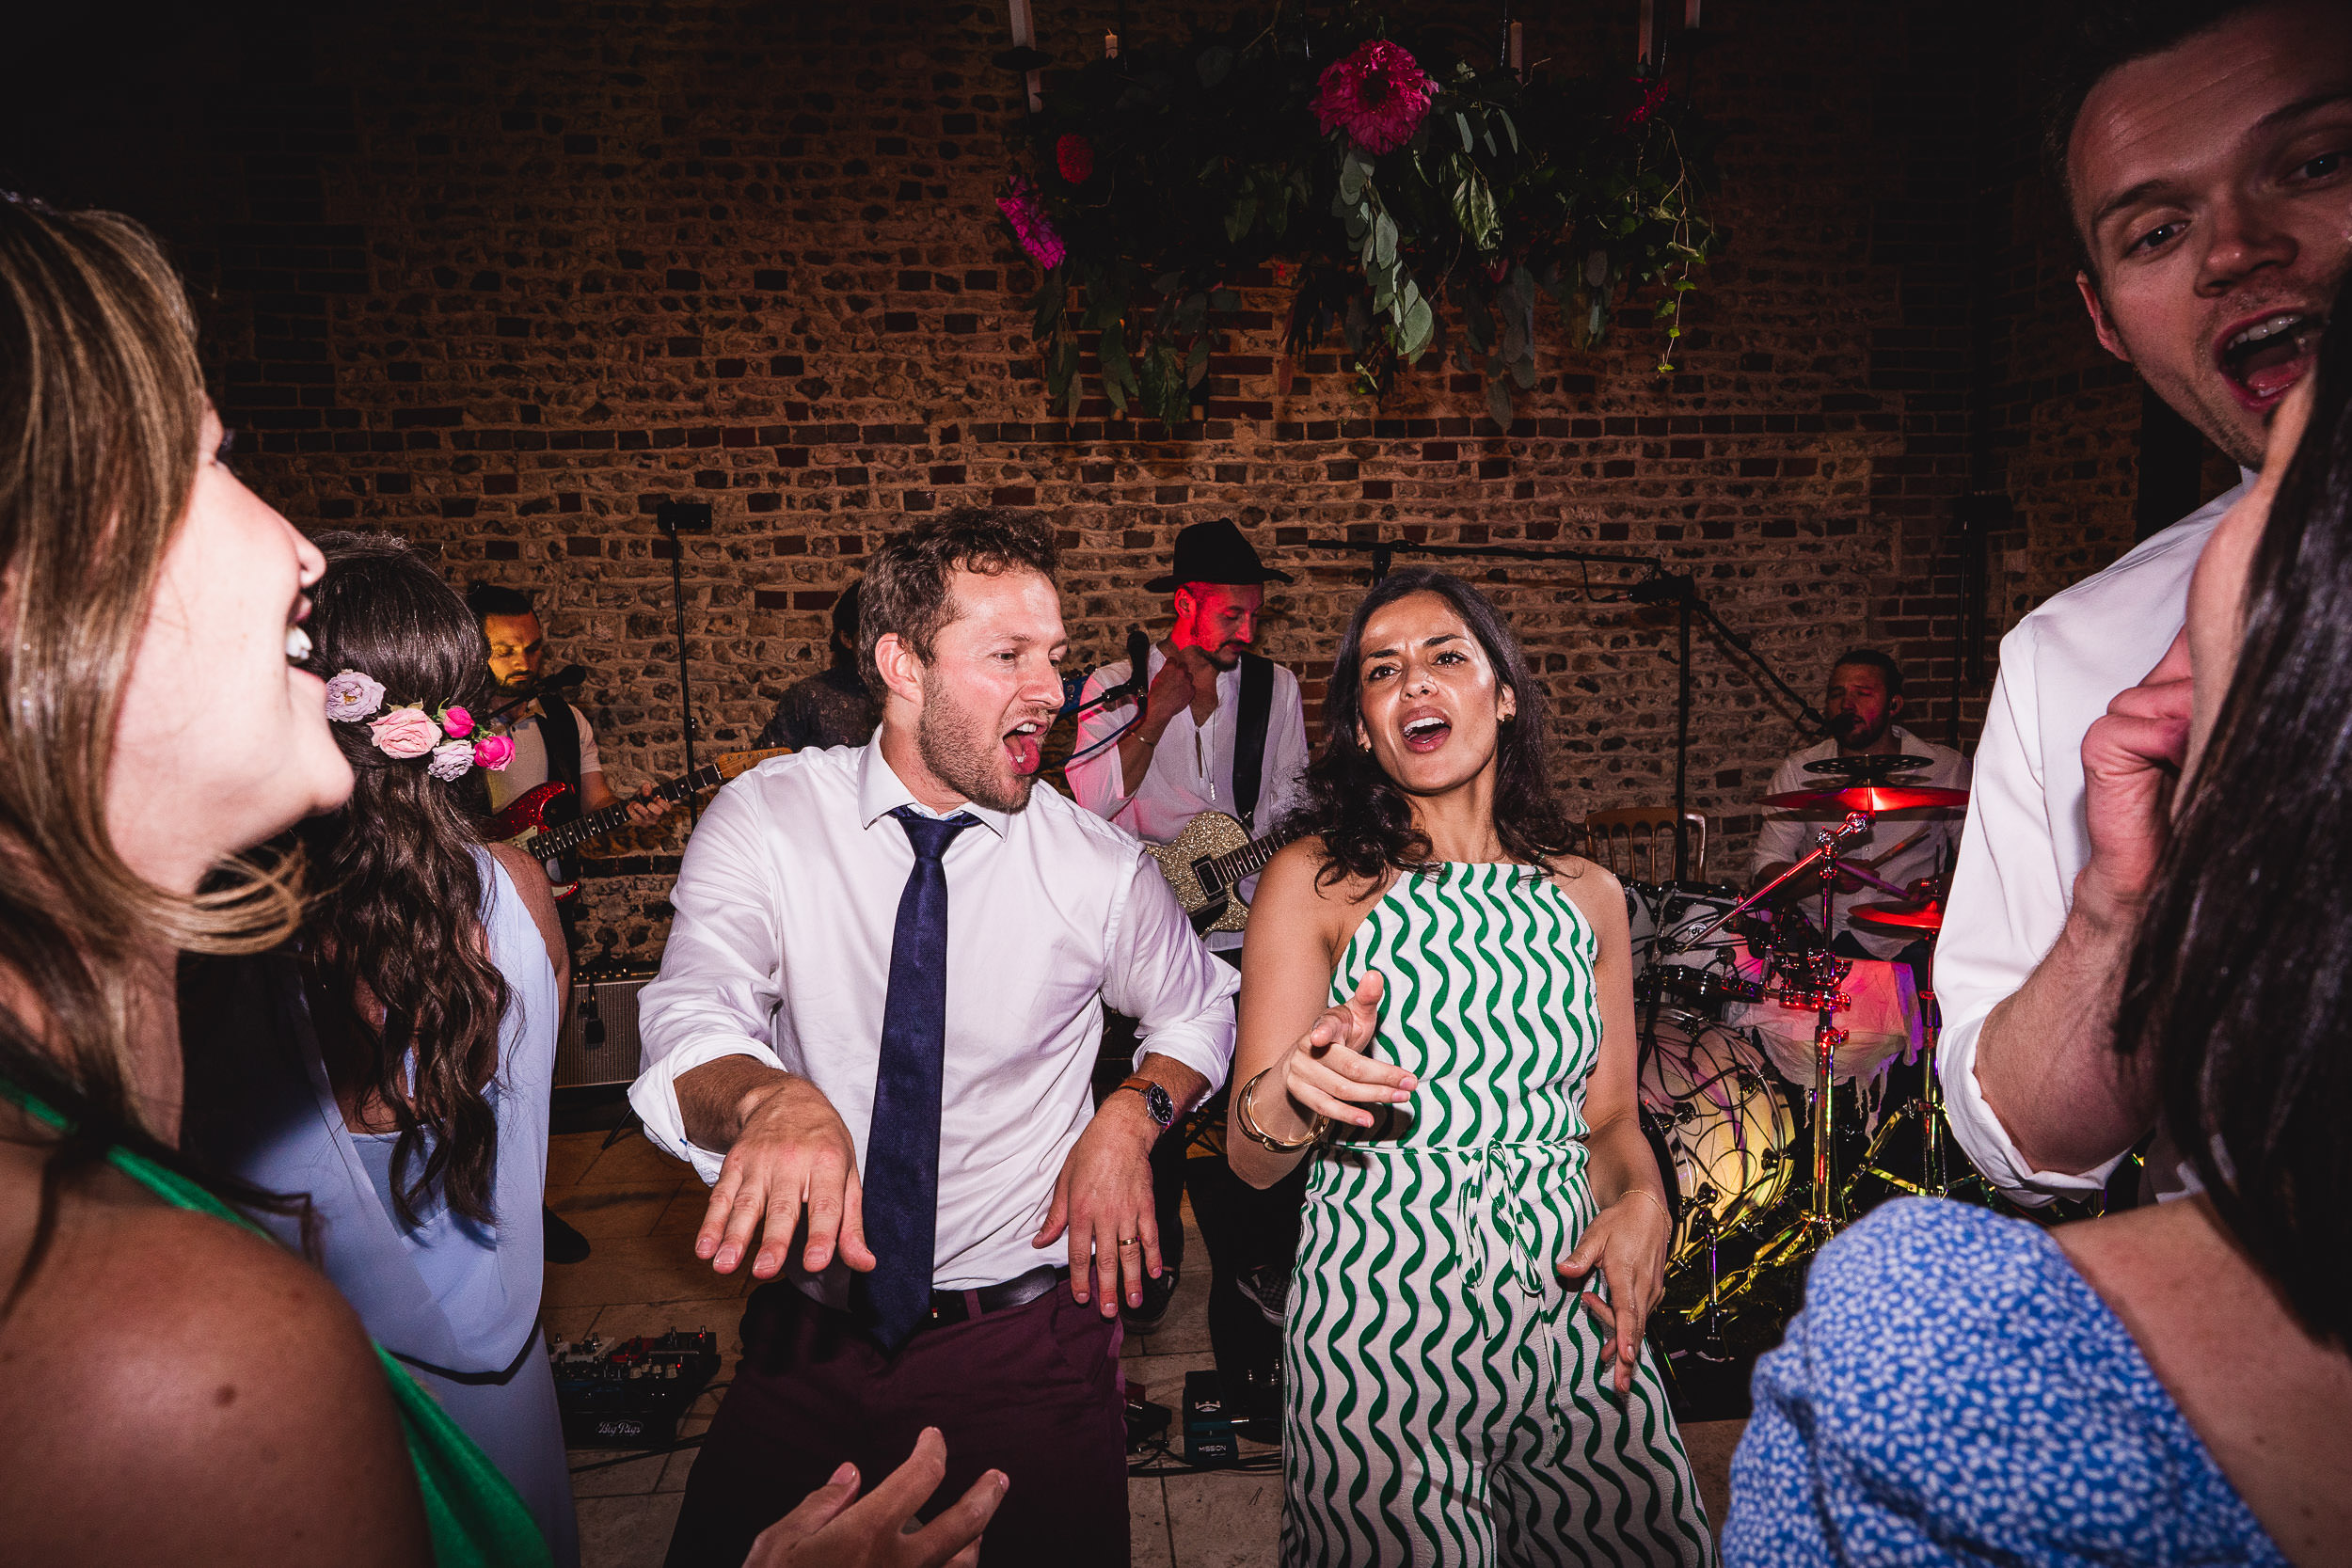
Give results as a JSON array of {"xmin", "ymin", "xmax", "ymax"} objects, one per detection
[{"xmin": 5, "ymin": 1084, "xmax": 551, "ymax": 1568}]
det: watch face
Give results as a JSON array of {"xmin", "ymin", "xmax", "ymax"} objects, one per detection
[{"xmin": 1143, "ymin": 1082, "xmax": 1175, "ymax": 1128}]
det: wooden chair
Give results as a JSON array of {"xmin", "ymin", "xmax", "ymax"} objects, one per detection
[{"xmin": 1583, "ymin": 807, "xmax": 1708, "ymax": 884}]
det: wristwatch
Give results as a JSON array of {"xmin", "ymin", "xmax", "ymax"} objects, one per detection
[{"xmin": 1111, "ymin": 1074, "xmax": 1177, "ymax": 1134}]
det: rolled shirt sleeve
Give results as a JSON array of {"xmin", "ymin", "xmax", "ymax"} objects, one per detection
[
  {"xmin": 628, "ymin": 782, "xmax": 791, "ymax": 1183},
  {"xmin": 1749, "ymin": 754, "xmax": 1814, "ymax": 876},
  {"xmin": 1102, "ymin": 851, "xmax": 1238, "ymax": 1095}
]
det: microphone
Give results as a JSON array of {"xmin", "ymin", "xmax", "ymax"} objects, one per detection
[
  {"xmin": 1057, "ymin": 629, "xmax": 1157, "ymax": 718},
  {"xmin": 540, "ymin": 663, "xmax": 589, "ymax": 692},
  {"xmin": 1123, "ymin": 628, "xmax": 1152, "ymax": 700}
]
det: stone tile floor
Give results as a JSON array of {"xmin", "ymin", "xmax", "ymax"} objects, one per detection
[{"xmin": 545, "ymin": 1128, "xmax": 1741, "ymax": 1566}]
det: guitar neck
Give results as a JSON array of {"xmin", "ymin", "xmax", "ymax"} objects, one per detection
[
  {"xmin": 529, "ymin": 763, "xmax": 722, "ymax": 860},
  {"xmin": 1206, "ymin": 826, "xmax": 1295, "ymax": 885}
]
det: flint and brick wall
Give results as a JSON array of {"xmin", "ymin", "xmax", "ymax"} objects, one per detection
[{"xmin": 9, "ymin": 0, "xmax": 2200, "ymax": 962}]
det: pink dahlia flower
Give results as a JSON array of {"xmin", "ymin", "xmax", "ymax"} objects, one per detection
[
  {"xmin": 1312, "ymin": 40, "xmax": 1434, "ymax": 156},
  {"xmin": 1056, "ymin": 134, "xmax": 1094, "ymax": 185},
  {"xmin": 996, "ymin": 176, "xmax": 1067, "ymax": 272}
]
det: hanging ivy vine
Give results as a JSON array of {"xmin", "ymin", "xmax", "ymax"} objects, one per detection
[{"xmin": 996, "ymin": 9, "xmax": 1725, "ymax": 427}]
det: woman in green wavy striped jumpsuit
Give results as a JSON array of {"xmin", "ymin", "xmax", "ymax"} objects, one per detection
[{"xmin": 1231, "ymin": 570, "xmax": 1714, "ymax": 1567}]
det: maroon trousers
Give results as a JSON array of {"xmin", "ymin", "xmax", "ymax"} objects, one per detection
[{"xmin": 663, "ymin": 1277, "xmax": 1131, "ymax": 1568}]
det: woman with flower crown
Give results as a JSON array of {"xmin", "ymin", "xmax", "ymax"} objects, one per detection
[{"xmin": 182, "ymin": 531, "xmax": 580, "ymax": 1566}]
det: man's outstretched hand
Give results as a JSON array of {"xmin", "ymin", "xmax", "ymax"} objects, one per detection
[
  {"xmin": 743, "ymin": 1428, "xmax": 1006, "ymax": 1568},
  {"xmin": 693, "ymin": 1069, "xmax": 879, "ymax": 1279}
]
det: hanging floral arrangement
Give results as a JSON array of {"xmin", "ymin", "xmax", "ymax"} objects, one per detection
[{"xmin": 998, "ymin": 11, "xmax": 1725, "ymax": 427}]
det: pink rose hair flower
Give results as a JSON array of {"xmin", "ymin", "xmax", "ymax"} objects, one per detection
[
  {"xmin": 996, "ymin": 175, "xmax": 1067, "ymax": 272},
  {"xmin": 472, "ymin": 733, "xmax": 516, "ymax": 771},
  {"xmin": 438, "ymin": 705, "xmax": 474, "ymax": 738},
  {"xmin": 1312, "ymin": 40, "xmax": 1435, "ymax": 156},
  {"xmin": 1056, "ymin": 134, "xmax": 1094, "ymax": 185},
  {"xmin": 368, "ymin": 705, "xmax": 442, "ymax": 760}
]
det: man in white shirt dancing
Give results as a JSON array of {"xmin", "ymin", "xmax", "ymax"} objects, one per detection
[
  {"xmin": 1937, "ymin": 0, "xmax": 2352, "ymax": 1204},
  {"xmin": 631, "ymin": 509, "xmax": 1237, "ymax": 1566}
]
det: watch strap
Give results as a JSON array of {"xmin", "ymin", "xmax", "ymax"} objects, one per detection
[{"xmin": 1112, "ymin": 1074, "xmax": 1175, "ymax": 1130}]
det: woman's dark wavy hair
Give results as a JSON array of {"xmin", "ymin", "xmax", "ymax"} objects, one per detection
[
  {"xmin": 2113, "ymin": 305, "xmax": 2352, "ymax": 1347},
  {"xmin": 295, "ymin": 532, "xmax": 510, "ymax": 1228},
  {"xmin": 1285, "ymin": 568, "xmax": 1578, "ymax": 884}
]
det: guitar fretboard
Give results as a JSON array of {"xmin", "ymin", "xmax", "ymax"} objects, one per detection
[
  {"xmin": 528, "ymin": 763, "xmax": 722, "ymax": 860},
  {"xmin": 1206, "ymin": 828, "xmax": 1295, "ymax": 886}
]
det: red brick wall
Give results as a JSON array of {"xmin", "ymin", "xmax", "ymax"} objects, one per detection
[{"xmin": 9, "ymin": 0, "xmax": 2178, "ymax": 962}]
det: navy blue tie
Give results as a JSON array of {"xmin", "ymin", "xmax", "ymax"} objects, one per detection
[{"xmin": 860, "ymin": 806, "xmax": 979, "ymax": 1351}]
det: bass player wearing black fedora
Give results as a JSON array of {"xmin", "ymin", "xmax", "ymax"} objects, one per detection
[{"xmin": 1068, "ymin": 517, "xmax": 1311, "ymax": 1435}]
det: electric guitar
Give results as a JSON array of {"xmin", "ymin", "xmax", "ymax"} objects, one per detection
[
  {"xmin": 1146, "ymin": 811, "xmax": 1299, "ymax": 935},
  {"xmin": 487, "ymin": 746, "xmax": 792, "ymax": 898}
]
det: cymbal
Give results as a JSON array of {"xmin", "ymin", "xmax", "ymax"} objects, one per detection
[
  {"xmin": 1759, "ymin": 784, "xmax": 1971, "ymax": 813},
  {"xmin": 1851, "ymin": 899, "xmax": 1945, "ymax": 933},
  {"xmin": 1802, "ymin": 752, "xmax": 1933, "ymax": 784}
]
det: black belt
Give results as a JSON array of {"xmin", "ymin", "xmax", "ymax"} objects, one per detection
[{"xmin": 922, "ymin": 1264, "xmax": 1069, "ymax": 1330}]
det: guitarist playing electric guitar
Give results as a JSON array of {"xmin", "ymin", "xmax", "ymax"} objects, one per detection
[
  {"xmin": 467, "ymin": 582, "xmax": 674, "ymax": 895},
  {"xmin": 1064, "ymin": 516, "xmax": 1309, "ymax": 1433}
]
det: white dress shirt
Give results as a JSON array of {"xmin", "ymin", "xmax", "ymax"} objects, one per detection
[
  {"xmin": 1750, "ymin": 727, "xmax": 1972, "ymax": 958},
  {"xmin": 628, "ymin": 736, "xmax": 1238, "ymax": 1298},
  {"xmin": 1063, "ymin": 647, "xmax": 1311, "ymax": 952},
  {"xmin": 1937, "ymin": 478, "xmax": 2251, "ymax": 1204}
]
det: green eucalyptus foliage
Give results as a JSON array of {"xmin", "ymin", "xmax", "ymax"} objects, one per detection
[{"xmin": 1005, "ymin": 11, "xmax": 1724, "ymax": 427}]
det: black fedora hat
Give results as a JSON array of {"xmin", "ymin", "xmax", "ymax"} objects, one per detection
[{"xmin": 1144, "ymin": 518, "xmax": 1294, "ymax": 594}]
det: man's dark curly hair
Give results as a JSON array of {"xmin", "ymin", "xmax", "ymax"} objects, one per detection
[{"xmin": 1283, "ymin": 567, "xmax": 1579, "ymax": 886}]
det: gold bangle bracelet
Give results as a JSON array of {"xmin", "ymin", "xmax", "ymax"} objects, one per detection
[
  {"xmin": 1236, "ymin": 1067, "xmax": 1327, "ymax": 1152},
  {"xmin": 1619, "ymin": 1187, "xmax": 1673, "ymax": 1225}
]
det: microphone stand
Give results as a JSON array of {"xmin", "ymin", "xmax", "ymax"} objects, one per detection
[
  {"xmin": 1311, "ymin": 536, "xmax": 1828, "ymax": 882},
  {"xmin": 658, "ymin": 508, "xmax": 702, "ymax": 828}
]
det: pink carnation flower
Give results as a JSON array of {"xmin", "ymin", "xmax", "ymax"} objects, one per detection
[
  {"xmin": 996, "ymin": 175, "xmax": 1067, "ymax": 272},
  {"xmin": 369, "ymin": 705, "xmax": 442, "ymax": 760},
  {"xmin": 472, "ymin": 733, "xmax": 516, "ymax": 771},
  {"xmin": 438, "ymin": 705, "xmax": 474, "ymax": 738},
  {"xmin": 1312, "ymin": 40, "xmax": 1434, "ymax": 156}
]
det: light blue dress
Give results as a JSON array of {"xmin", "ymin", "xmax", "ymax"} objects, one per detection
[
  {"xmin": 1725, "ymin": 1198, "xmax": 2286, "ymax": 1566},
  {"xmin": 186, "ymin": 847, "xmax": 577, "ymax": 1567}
]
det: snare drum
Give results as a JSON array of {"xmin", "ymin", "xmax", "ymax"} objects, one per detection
[
  {"xmin": 1639, "ymin": 1009, "xmax": 1795, "ymax": 1264},
  {"xmin": 1727, "ymin": 955, "xmax": 1926, "ymax": 1088}
]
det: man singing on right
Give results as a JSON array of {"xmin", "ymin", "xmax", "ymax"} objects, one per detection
[{"xmin": 1938, "ymin": 0, "xmax": 2352, "ymax": 1204}]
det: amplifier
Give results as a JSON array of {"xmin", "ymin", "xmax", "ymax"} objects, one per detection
[{"xmin": 554, "ymin": 965, "xmax": 658, "ymax": 1089}]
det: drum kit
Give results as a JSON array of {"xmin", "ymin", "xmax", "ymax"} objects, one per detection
[{"xmin": 1626, "ymin": 752, "xmax": 1970, "ymax": 1330}]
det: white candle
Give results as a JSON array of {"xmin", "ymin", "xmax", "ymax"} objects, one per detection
[
  {"xmin": 1639, "ymin": 0, "xmax": 1655, "ymax": 67},
  {"xmin": 1105, "ymin": 30, "xmax": 1119, "ymax": 58},
  {"xmin": 1008, "ymin": 0, "xmax": 1041, "ymax": 111},
  {"xmin": 1685, "ymin": 0, "xmax": 1701, "ymax": 28},
  {"xmin": 1508, "ymin": 21, "xmax": 1523, "ymax": 73}
]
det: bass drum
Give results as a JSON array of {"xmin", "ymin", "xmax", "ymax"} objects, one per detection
[{"xmin": 1637, "ymin": 1007, "xmax": 1795, "ymax": 1267}]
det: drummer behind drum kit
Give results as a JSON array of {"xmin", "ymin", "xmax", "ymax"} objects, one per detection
[{"xmin": 1624, "ymin": 752, "xmax": 1971, "ymax": 1334}]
